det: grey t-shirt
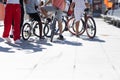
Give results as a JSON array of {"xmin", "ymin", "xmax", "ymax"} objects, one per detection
[{"xmin": 25, "ymin": 0, "xmax": 39, "ymax": 13}]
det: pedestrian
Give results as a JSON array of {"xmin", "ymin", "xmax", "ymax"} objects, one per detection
[
  {"xmin": 71, "ymin": 0, "xmax": 87, "ymax": 37},
  {"xmin": 2, "ymin": 0, "xmax": 22, "ymax": 43},
  {"xmin": 10, "ymin": 0, "xmax": 25, "ymax": 38}
]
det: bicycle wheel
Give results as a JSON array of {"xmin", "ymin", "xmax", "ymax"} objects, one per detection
[
  {"xmin": 86, "ymin": 16, "xmax": 96, "ymax": 39},
  {"xmin": 67, "ymin": 17, "xmax": 85, "ymax": 35},
  {"xmin": 33, "ymin": 23, "xmax": 40, "ymax": 37},
  {"xmin": 21, "ymin": 23, "xmax": 32, "ymax": 40}
]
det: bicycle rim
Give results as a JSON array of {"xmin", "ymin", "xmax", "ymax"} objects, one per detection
[
  {"xmin": 86, "ymin": 17, "xmax": 96, "ymax": 39},
  {"xmin": 22, "ymin": 23, "xmax": 31, "ymax": 40}
]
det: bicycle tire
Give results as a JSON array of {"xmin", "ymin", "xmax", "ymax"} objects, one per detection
[
  {"xmin": 21, "ymin": 23, "xmax": 32, "ymax": 40},
  {"xmin": 86, "ymin": 16, "xmax": 96, "ymax": 39},
  {"xmin": 67, "ymin": 17, "xmax": 85, "ymax": 35}
]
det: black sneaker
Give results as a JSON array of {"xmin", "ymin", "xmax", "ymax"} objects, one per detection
[
  {"xmin": 10, "ymin": 35, "xmax": 13, "ymax": 38},
  {"xmin": 57, "ymin": 35, "xmax": 64, "ymax": 40}
]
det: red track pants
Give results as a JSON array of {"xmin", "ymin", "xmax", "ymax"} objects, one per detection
[{"xmin": 2, "ymin": 4, "xmax": 21, "ymax": 41}]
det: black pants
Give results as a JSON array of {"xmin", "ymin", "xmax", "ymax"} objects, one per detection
[{"xmin": 28, "ymin": 13, "xmax": 43, "ymax": 38}]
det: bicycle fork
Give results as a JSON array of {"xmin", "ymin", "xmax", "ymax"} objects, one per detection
[{"xmin": 50, "ymin": 18, "xmax": 56, "ymax": 42}]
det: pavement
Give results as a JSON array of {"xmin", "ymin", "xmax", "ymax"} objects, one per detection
[{"xmin": 0, "ymin": 17, "xmax": 120, "ymax": 80}]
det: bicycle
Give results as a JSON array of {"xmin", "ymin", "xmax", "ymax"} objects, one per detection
[
  {"xmin": 67, "ymin": 8, "xmax": 96, "ymax": 39},
  {"xmin": 43, "ymin": 13, "xmax": 67, "ymax": 38},
  {"xmin": 49, "ymin": 9, "xmax": 67, "ymax": 42},
  {"xmin": 21, "ymin": 15, "xmax": 42, "ymax": 40}
]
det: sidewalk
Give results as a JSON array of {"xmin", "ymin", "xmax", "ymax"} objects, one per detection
[{"xmin": 0, "ymin": 18, "xmax": 120, "ymax": 80}]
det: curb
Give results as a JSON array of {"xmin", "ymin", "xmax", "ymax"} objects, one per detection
[{"xmin": 101, "ymin": 14, "xmax": 120, "ymax": 28}]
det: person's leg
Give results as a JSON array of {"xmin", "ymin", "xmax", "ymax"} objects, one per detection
[
  {"xmin": 39, "ymin": 21, "xmax": 43, "ymax": 39},
  {"xmin": 74, "ymin": 12, "xmax": 80, "ymax": 36},
  {"xmin": 13, "ymin": 4, "xmax": 21, "ymax": 41},
  {"xmin": 74, "ymin": 7, "xmax": 84, "ymax": 36},
  {"xmin": 10, "ymin": 4, "xmax": 24, "ymax": 38},
  {"xmin": 56, "ymin": 10, "xmax": 64, "ymax": 40},
  {"xmin": 3, "ymin": 4, "xmax": 13, "ymax": 38},
  {"xmin": 58, "ymin": 20, "xmax": 63, "ymax": 34},
  {"xmin": 57, "ymin": 20, "xmax": 64, "ymax": 40},
  {"xmin": 35, "ymin": 13, "xmax": 43, "ymax": 39},
  {"xmin": 75, "ymin": 21, "xmax": 80, "ymax": 36}
]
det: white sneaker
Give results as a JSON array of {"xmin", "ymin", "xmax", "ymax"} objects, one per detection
[
  {"xmin": 4, "ymin": 37, "xmax": 12, "ymax": 43},
  {"xmin": 14, "ymin": 39, "xmax": 22, "ymax": 44}
]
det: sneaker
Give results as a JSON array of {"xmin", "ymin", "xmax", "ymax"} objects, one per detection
[
  {"xmin": 10, "ymin": 35, "xmax": 13, "ymax": 38},
  {"xmin": 4, "ymin": 37, "xmax": 12, "ymax": 43},
  {"xmin": 57, "ymin": 35, "xmax": 64, "ymax": 40},
  {"xmin": 14, "ymin": 39, "xmax": 22, "ymax": 44}
]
